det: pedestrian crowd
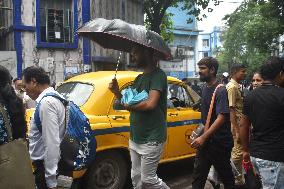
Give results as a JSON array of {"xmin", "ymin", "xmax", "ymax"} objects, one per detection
[
  {"xmin": 191, "ymin": 56, "xmax": 284, "ymax": 189},
  {"xmin": 0, "ymin": 48, "xmax": 283, "ymax": 189}
]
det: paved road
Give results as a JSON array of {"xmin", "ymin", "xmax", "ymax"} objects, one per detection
[
  {"xmin": 124, "ymin": 158, "xmax": 218, "ymax": 189},
  {"xmin": 158, "ymin": 158, "xmax": 195, "ymax": 189}
]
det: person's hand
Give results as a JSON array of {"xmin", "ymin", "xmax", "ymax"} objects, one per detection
[
  {"xmin": 191, "ymin": 135, "xmax": 206, "ymax": 149},
  {"xmin": 109, "ymin": 78, "xmax": 119, "ymax": 95},
  {"xmin": 123, "ymin": 103, "xmax": 130, "ymax": 111},
  {"xmin": 243, "ymin": 151, "xmax": 250, "ymax": 162}
]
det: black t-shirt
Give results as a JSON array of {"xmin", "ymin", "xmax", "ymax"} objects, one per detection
[
  {"xmin": 201, "ymin": 84, "xmax": 233, "ymax": 149},
  {"xmin": 243, "ymin": 85, "xmax": 284, "ymax": 162}
]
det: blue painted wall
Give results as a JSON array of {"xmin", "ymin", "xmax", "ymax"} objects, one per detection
[
  {"xmin": 168, "ymin": 3, "xmax": 197, "ymax": 32},
  {"xmin": 82, "ymin": 0, "xmax": 91, "ymax": 65},
  {"xmin": 164, "ymin": 3, "xmax": 199, "ymax": 79},
  {"xmin": 13, "ymin": 0, "xmax": 23, "ymax": 78}
]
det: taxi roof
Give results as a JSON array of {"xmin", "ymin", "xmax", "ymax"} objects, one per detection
[{"xmin": 66, "ymin": 71, "xmax": 181, "ymax": 85}]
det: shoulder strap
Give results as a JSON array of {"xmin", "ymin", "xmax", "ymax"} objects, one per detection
[
  {"xmin": 204, "ymin": 84, "xmax": 224, "ymax": 132},
  {"xmin": 34, "ymin": 93, "xmax": 68, "ymax": 133},
  {"xmin": 0, "ymin": 103, "xmax": 13, "ymax": 142},
  {"xmin": 41, "ymin": 93, "xmax": 68, "ymax": 106}
]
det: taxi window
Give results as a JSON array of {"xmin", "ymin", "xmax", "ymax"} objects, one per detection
[
  {"xmin": 168, "ymin": 83, "xmax": 194, "ymax": 108},
  {"xmin": 56, "ymin": 82, "xmax": 94, "ymax": 106}
]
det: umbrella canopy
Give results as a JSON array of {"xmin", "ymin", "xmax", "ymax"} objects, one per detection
[{"xmin": 77, "ymin": 18, "xmax": 172, "ymax": 60}]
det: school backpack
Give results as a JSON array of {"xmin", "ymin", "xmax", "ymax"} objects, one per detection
[{"xmin": 34, "ymin": 93, "xmax": 97, "ymax": 174}]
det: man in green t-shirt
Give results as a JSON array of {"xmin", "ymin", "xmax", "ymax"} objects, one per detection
[{"xmin": 109, "ymin": 45, "xmax": 169, "ymax": 189}]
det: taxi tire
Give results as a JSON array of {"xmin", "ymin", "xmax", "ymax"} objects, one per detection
[{"xmin": 85, "ymin": 151, "xmax": 128, "ymax": 189}]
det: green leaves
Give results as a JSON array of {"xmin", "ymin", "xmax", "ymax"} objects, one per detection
[
  {"xmin": 220, "ymin": 0, "xmax": 283, "ymax": 77},
  {"xmin": 144, "ymin": 0, "xmax": 212, "ymax": 42}
]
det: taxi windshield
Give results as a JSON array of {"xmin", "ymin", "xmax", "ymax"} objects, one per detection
[{"xmin": 56, "ymin": 82, "xmax": 94, "ymax": 106}]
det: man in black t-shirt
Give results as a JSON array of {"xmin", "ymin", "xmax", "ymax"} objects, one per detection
[
  {"xmin": 240, "ymin": 56, "xmax": 284, "ymax": 188},
  {"xmin": 191, "ymin": 57, "xmax": 234, "ymax": 189}
]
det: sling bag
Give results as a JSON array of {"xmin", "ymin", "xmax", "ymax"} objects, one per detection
[{"xmin": 0, "ymin": 103, "xmax": 35, "ymax": 189}]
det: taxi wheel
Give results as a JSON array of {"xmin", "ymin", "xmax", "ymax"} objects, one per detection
[{"xmin": 85, "ymin": 151, "xmax": 128, "ymax": 189}]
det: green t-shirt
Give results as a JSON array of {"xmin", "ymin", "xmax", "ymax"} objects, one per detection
[{"xmin": 130, "ymin": 68, "xmax": 168, "ymax": 144}]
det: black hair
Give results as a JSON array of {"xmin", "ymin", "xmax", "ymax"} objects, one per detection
[
  {"xmin": 22, "ymin": 66, "xmax": 50, "ymax": 85},
  {"xmin": 13, "ymin": 78, "xmax": 20, "ymax": 83},
  {"xmin": 181, "ymin": 78, "xmax": 187, "ymax": 82},
  {"xmin": 260, "ymin": 56, "xmax": 284, "ymax": 80},
  {"xmin": 230, "ymin": 64, "xmax": 246, "ymax": 75},
  {"xmin": 197, "ymin": 57, "xmax": 219, "ymax": 75},
  {"xmin": 0, "ymin": 65, "xmax": 26, "ymax": 139},
  {"xmin": 252, "ymin": 72, "xmax": 262, "ymax": 79}
]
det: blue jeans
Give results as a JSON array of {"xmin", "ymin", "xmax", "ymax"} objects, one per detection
[
  {"xmin": 251, "ymin": 156, "xmax": 284, "ymax": 189},
  {"xmin": 129, "ymin": 140, "xmax": 170, "ymax": 189}
]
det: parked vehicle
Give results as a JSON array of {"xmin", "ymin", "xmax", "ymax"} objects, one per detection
[{"xmin": 26, "ymin": 71, "xmax": 201, "ymax": 189}]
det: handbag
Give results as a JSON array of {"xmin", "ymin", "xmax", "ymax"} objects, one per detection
[
  {"xmin": 243, "ymin": 160, "xmax": 262, "ymax": 189},
  {"xmin": 0, "ymin": 103, "xmax": 35, "ymax": 189},
  {"xmin": 190, "ymin": 84, "xmax": 223, "ymax": 141}
]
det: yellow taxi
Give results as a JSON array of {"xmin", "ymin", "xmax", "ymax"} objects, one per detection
[{"xmin": 27, "ymin": 71, "xmax": 201, "ymax": 189}]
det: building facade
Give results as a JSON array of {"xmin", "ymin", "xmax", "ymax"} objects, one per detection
[
  {"xmin": 159, "ymin": 3, "xmax": 200, "ymax": 80},
  {"xmin": 197, "ymin": 26, "xmax": 223, "ymax": 60},
  {"xmin": 0, "ymin": 0, "xmax": 143, "ymax": 82}
]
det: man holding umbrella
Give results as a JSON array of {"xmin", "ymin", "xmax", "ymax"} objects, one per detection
[
  {"xmin": 109, "ymin": 44, "xmax": 169, "ymax": 189},
  {"xmin": 79, "ymin": 18, "xmax": 172, "ymax": 189}
]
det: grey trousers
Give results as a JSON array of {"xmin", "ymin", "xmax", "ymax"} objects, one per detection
[{"xmin": 129, "ymin": 140, "xmax": 170, "ymax": 189}]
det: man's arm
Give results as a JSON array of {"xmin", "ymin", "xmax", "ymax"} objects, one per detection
[
  {"xmin": 227, "ymin": 87, "xmax": 239, "ymax": 138},
  {"xmin": 230, "ymin": 107, "xmax": 239, "ymax": 138},
  {"xmin": 125, "ymin": 72, "xmax": 166, "ymax": 112},
  {"xmin": 40, "ymin": 100, "xmax": 62, "ymax": 189},
  {"xmin": 126, "ymin": 90, "xmax": 161, "ymax": 111},
  {"xmin": 191, "ymin": 113, "xmax": 226, "ymax": 149},
  {"xmin": 240, "ymin": 115, "xmax": 251, "ymax": 162}
]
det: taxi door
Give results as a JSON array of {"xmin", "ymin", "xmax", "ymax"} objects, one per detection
[
  {"xmin": 166, "ymin": 82, "xmax": 201, "ymax": 159},
  {"xmin": 108, "ymin": 91, "xmax": 131, "ymax": 143}
]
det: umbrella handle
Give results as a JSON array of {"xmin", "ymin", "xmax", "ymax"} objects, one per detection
[{"xmin": 114, "ymin": 52, "xmax": 122, "ymax": 79}]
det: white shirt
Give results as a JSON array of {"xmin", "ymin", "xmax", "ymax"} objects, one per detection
[{"xmin": 29, "ymin": 87, "xmax": 65, "ymax": 188}]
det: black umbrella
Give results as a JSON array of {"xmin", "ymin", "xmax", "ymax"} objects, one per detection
[{"xmin": 77, "ymin": 18, "xmax": 172, "ymax": 60}]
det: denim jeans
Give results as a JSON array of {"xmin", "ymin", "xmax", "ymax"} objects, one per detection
[
  {"xmin": 129, "ymin": 140, "xmax": 170, "ymax": 189},
  {"xmin": 251, "ymin": 156, "xmax": 284, "ymax": 189}
]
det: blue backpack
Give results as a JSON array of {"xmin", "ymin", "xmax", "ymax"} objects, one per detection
[{"xmin": 34, "ymin": 93, "xmax": 97, "ymax": 174}]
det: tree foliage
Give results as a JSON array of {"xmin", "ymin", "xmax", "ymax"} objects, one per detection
[
  {"xmin": 144, "ymin": 0, "xmax": 213, "ymax": 35},
  {"xmin": 256, "ymin": 0, "xmax": 284, "ymax": 30},
  {"xmin": 219, "ymin": 0, "xmax": 283, "ymax": 77},
  {"xmin": 145, "ymin": 12, "xmax": 175, "ymax": 42}
]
